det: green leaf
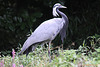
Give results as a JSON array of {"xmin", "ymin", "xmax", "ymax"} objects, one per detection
[
  {"xmin": 20, "ymin": 23, "xmax": 26, "ymax": 30},
  {"xmin": 18, "ymin": 17, "xmax": 22, "ymax": 23},
  {"xmin": 32, "ymin": 18, "xmax": 36, "ymax": 22},
  {"xmin": 9, "ymin": 24, "xmax": 15, "ymax": 31},
  {"xmin": 13, "ymin": 16, "xmax": 17, "ymax": 22}
]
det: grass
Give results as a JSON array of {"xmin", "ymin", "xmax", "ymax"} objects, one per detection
[{"xmin": 0, "ymin": 45, "xmax": 100, "ymax": 67}]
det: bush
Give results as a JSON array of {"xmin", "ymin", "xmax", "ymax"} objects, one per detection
[{"xmin": 0, "ymin": 46, "xmax": 100, "ymax": 67}]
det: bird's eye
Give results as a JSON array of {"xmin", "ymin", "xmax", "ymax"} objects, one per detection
[{"xmin": 59, "ymin": 5, "xmax": 61, "ymax": 7}]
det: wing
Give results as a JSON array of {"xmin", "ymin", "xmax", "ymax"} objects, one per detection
[
  {"xmin": 59, "ymin": 16, "xmax": 69, "ymax": 43},
  {"xmin": 19, "ymin": 18, "xmax": 63, "ymax": 54}
]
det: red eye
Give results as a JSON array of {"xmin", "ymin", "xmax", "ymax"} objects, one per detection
[{"xmin": 59, "ymin": 5, "xmax": 61, "ymax": 7}]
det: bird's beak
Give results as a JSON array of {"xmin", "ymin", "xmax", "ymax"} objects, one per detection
[{"xmin": 62, "ymin": 6, "xmax": 67, "ymax": 8}]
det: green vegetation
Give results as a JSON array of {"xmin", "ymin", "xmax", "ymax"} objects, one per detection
[
  {"xmin": 0, "ymin": 46, "xmax": 100, "ymax": 67},
  {"xmin": 0, "ymin": 35, "xmax": 100, "ymax": 67}
]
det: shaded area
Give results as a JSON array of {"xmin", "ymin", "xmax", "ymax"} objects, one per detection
[{"xmin": 0, "ymin": 0, "xmax": 100, "ymax": 54}]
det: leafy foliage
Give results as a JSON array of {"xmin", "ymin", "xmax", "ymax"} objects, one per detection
[
  {"xmin": 0, "ymin": 34, "xmax": 100, "ymax": 66},
  {"xmin": 0, "ymin": 46, "xmax": 100, "ymax": 67}
]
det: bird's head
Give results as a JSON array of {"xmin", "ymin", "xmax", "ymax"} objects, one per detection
[{"xmin": 53, "ymin": 3, "xmax": 67, "ymax": 17}]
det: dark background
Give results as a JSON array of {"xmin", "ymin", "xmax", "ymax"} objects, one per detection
[{"xmin": 0, "ymin": 0, "xmax": 100, "ymax": 54}]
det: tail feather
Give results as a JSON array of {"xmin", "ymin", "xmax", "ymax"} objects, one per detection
[{"xmin": 18, "ymin": 44, "xmax": 38, "ymax": 56}]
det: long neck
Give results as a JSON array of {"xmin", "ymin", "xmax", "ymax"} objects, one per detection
[
  {"xmin": 56, "ymin": 8, "xmax": 68, "ymax": 25},
  {"xmin": 56, "ymin": 8, "xmax": 69, "ymax": 43}
]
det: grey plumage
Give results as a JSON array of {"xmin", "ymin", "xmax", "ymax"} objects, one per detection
[{"xmin": 18, "ymin": 3, "xmax": 69, "ymax": 57}]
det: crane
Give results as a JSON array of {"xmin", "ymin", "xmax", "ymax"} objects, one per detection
[{"xmin": 18, "ymin": 3, "xmax": 69, "ymax": 61}]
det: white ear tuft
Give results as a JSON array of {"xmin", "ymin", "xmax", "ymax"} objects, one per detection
[{"xmin": 53, "ymin": 6, "xmax": 59, "ymax": 17}]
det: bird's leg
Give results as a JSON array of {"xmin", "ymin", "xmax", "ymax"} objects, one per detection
[
  {"xmin": 32, "ymin": 44, "xmax": 37, "ymax": 51},
  {"xmin": 48, "ymin": 41, "xmax": 51, "ymax": 62},
  {"xmin": 61, "ymin": 44, "xmax": 63, "ymax": 51}
]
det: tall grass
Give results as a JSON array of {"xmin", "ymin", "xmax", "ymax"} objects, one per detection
[{"xmin": 0, "ymin": 45, "xmax": 100, "ymax": 67}]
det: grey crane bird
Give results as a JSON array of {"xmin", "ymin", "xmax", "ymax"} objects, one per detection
[{"xmin": 18, "ymin": 3, "xmax": 69, "ymax": 59}]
